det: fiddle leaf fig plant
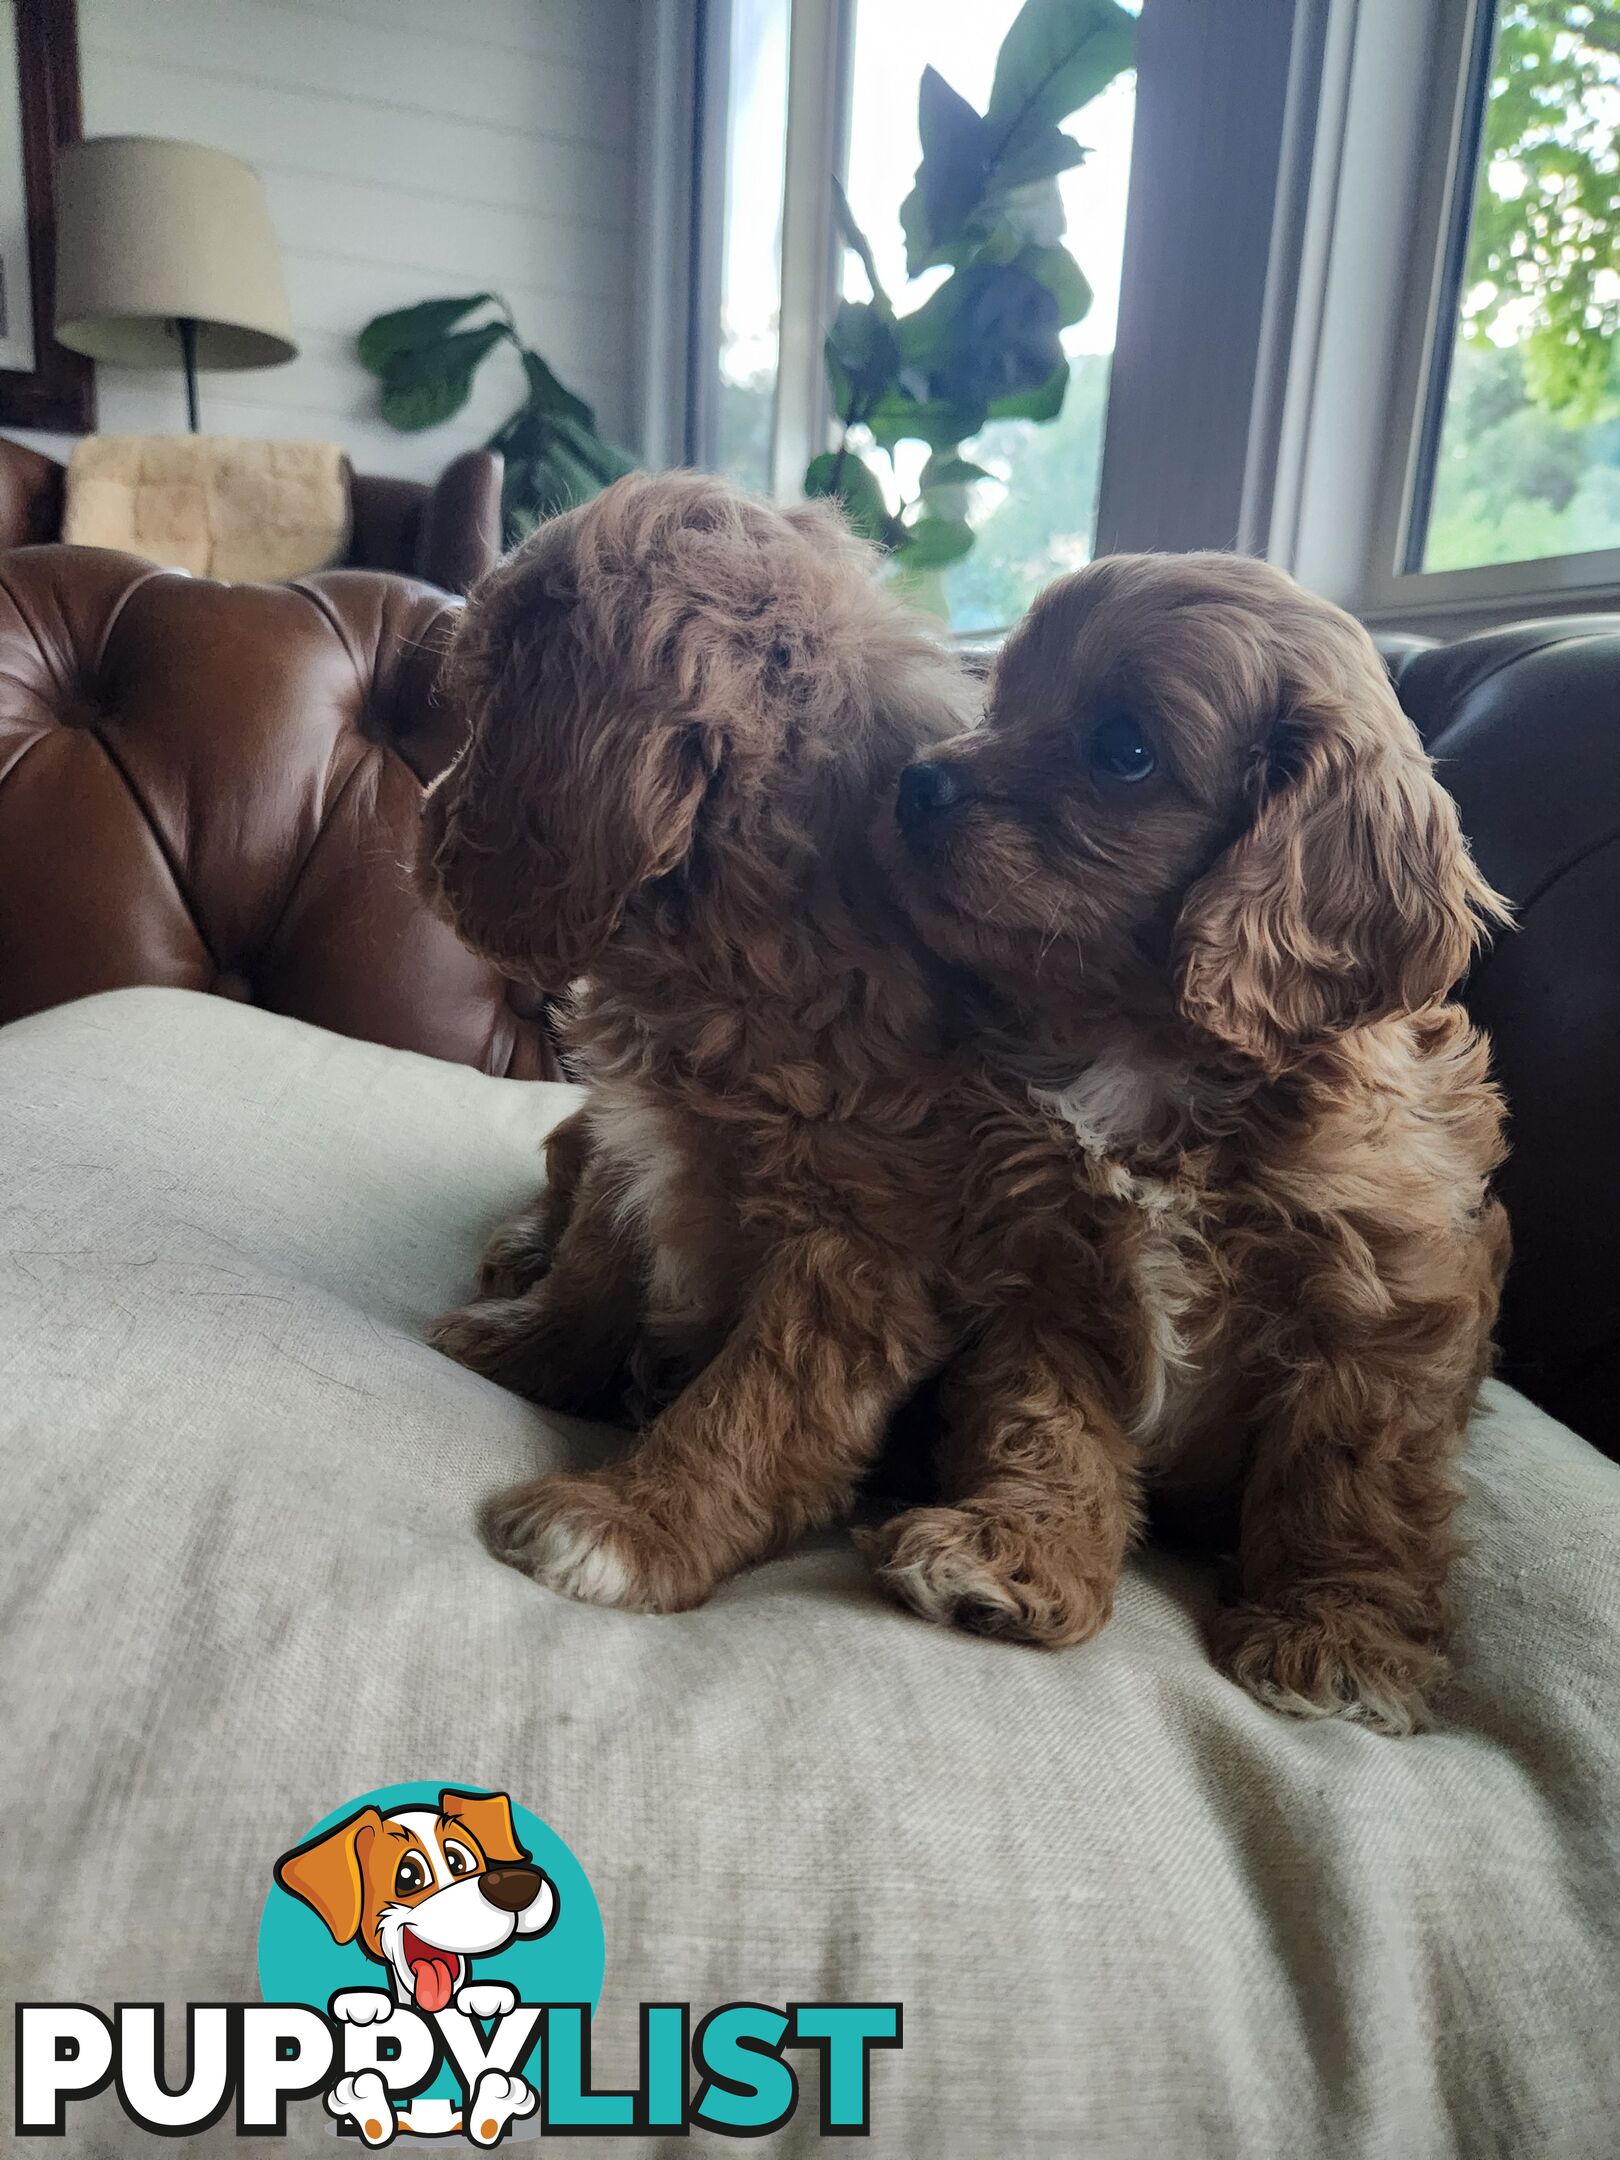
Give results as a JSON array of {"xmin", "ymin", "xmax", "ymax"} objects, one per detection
[
  {"xmin": 807, "ymin": 0, "xmax": 1134, "ymax": 578},
  {"xmin": 356, "ymin": 293, "xmax": 635, "ymax": 543}
]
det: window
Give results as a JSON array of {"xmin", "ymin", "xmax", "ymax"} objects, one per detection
[
  {"xmin": 713, "ymin": 0, "xmax": 792, "ymax": 494},
  {"xmin": 1411, "ymin": 1, "xmax": 1620, "ymax": 575}
]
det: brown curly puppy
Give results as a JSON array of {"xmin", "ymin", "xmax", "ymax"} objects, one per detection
[
  {"xmin": 424, "ymin": 482, "xmax": 1507, "ymax": 1735},
  {"xmin": 869, "ymin": 550, "xmax": 1511, "ymax": 1732},
  {"xmin": 420, "ymin": 470, "xmax": 980, "ymax": 1608}
]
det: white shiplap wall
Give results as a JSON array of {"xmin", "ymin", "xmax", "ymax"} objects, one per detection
[{"xmin": 12, "ymin": 0, "xmax": 642, "ymax": 475}]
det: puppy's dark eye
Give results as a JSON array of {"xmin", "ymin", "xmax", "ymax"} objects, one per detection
[
  {"xmin": 395, "ymin": 1854, "xmax": 428, "ymax": 1897},
  {"xmin": 443, "ymin": 1841, "xmax": 476, "ymax": 1878},
  {"xmin": 1089, "ymin": 712, "xmax": 1157, "ymax": 784}
]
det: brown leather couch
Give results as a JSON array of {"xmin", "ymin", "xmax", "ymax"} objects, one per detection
[
  {"xmin": 1376, "ymin": 619, "xmax": 1620, "ymax": 1452},
  {"xmin": 0, "ymin": 545, "xmax": 553, "ymax": 1078},
  {"xmin": 0, "ymin": 436, "xmax": 503, "ymax": 595},
  {"xmin": 0, "ymin": 540, "xmax": 1611, "ymax": 1449}
]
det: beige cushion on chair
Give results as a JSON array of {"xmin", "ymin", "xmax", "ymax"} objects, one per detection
[
  {"xmin": 2, "ymin": 988, "xmax": 1618, "ymax": 2156},
  {"xmin": 62, "ymin": 433, "xmax": 350, "ymax": 581}
]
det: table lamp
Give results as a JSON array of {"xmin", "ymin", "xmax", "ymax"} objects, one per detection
[{"xmin": 53, "ymin": 136, "xmax": 297, "ymax": 432}]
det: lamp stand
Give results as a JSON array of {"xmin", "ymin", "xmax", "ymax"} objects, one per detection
[{"xmin": 176, "ymin": 316, "xmax": 200, "ymax": 432}]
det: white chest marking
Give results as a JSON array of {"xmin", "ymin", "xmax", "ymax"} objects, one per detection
[
  {"xmin": 1031, "ymin": 1042, "xmax": 1171, "ymax": 1160},
  {"xmin": 1031, "ymin": 1052, "xmax": 1207, "ymax": 1451},
  {"xmin": 587, "ymin": 1088, "xmax": 709, "ymax": 1324}
]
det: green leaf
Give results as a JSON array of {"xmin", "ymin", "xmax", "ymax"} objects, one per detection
[
  {"xmin": 867, "ymin": 391, "xmax": 987, "ymax": 449},
  {"xmin": 898, "ymin": 514, "xmax": 975, "ymax": 569},
  {"xmin": 825, "ymin": 298, "xmax": 901, "ymax": 423},
  {"xmin": 804, "ymin": 449, "xmax": 899, "ymax": 547},
  {"xmin": 986, "ymin": 358, "xmax": 1071, "ymax": 423},
  {"xmin": 990, "ymin": 124, "xmax": 1089, "ymax": 193},
  {"xmin": 898, "ymin": 183, "xmax": 933, "ymax": 282},
  {"xmin": 906, "ymin": 65, "xmax": 990, "ymax": 274},
  {"xmin": 985, "ymin": 0, "xmax": 1136, "ymax": 175},
  {"xmin": 920, "ymin": 451, "xmax": 992, "ymax": 489},
  {"xmin": 549, "ymin": 414, "xmax": 637, "ymax": 485},
  {"xmin": 1018, "ymin": 244, "xmax": 1092, "ymax": 327},
  {"xmin": 521, "ymin": 349, "xmax": 595, "ymax": 429},
  {"xmin": 378, "ymin": 322, "xmax": 507, "ymax": 430},
  {"xmin": 898, "ymin": 262, "xmax": 1065, "ymax": 410},
  {"xmin": 357, "ymin": 294, "xmax": 498, "ymax": 375}
]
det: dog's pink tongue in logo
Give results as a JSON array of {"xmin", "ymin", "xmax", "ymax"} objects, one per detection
[{"xmin": 402, "ymin": 1928, "xmax": 458, "ymax": 2013}]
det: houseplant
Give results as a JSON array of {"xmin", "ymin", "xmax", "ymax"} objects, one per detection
[
  {"xmin": 354, "ymin": 294, "xmax": 634, "ymax": 543},
  {"xmin": 809, "ymin": 0, "xmax": 1136, "ymax": 580}
]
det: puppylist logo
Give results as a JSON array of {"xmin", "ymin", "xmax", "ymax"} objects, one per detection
[{"xmin": 14, "ymin": 1782, "xmax": 902, "ymax": 2145}]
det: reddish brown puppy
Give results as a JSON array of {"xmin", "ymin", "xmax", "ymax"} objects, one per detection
[
  {"xmin": 420, "ymin": 471, "xmax": 981, "ymax": 1615},
  {"xmin": 869, "ymin": 551, "xmax": 1510, "ymax": 1731}
]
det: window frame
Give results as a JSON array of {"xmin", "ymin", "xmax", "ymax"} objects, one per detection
[{"xmin": 1273, "ymin": 0, "xmax": 1620, "ymax": 634}]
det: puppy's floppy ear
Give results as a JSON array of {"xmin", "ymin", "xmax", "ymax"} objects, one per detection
[
  {"xmin": 1175, "ymin": 684, "xmax": 1509, "ymax": 1075},
  {"xmin": 430, "ymin": 681, "xmax": 718, "ymax": 989},
  {"xmin": 517, "ymin": 713, "xmax": 717, "ymax": 983},
  {"xmin": 439, "ymin": 1789, "xmax": 529, "ymax": 1867},
  {"xmin": 273, "ymin": 1807, "xmax": 384, "ymax": 1944}
]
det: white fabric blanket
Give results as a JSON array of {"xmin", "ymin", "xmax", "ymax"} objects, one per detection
[{"xmin": 2, "ymin": 989, "xmax": 1618, "ymax": 2157}]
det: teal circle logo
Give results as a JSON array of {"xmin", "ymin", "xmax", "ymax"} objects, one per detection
[{"xmin": 258, "ymin": 1782, "xmax": 603, "ymax": 2132}]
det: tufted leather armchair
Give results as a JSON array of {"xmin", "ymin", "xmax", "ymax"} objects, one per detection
[
  {"xmin": 0, "ymin": 545, "xmax": 555, "ymax": 1077},
  {"xmin": 0, "ymin": 539, "xmax": 1612, "ymax": 1446},
  {"xmin": 0, "ymin": 436, "xmax": 504, "ymax": 596}
]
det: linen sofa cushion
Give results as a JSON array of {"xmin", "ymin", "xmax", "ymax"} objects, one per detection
[{"xmin": 3, "ymin": 989, "xmax": 1617, "ymax": 2157}]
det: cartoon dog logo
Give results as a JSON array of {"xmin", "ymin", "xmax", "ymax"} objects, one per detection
[
  {"xmin": 275, "ymin": 1787, "xmax": 557, "ymax": 2011},
  {"xmin": 274, "ymin": 1789, "xmax": 557, "ymax": 2144}
]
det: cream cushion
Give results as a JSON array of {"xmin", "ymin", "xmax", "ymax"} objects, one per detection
[
  {"xmin": 63, "ymin": 434, "xmax": 349, "ymax": 582},
  {"xmin": 2, "ymin": 989, "xmax": 1617, "ymax": 2157}
]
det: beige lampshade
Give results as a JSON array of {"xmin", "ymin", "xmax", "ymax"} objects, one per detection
[{"xmin": 54, "ymin": 136, "xmax": 297, "ymax": 370}]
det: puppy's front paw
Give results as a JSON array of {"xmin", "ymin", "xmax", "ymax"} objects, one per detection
[
  {"xmin": 429, "ymin": 1298, "xmax": 624, "ymax": 1414},
  {"xmin": 482, "ymin": 1471, "xmax": 717, "ymax": 1614},
  {"xmin": 860, "ymin": 1503, "xmax": 1116, "ymax": 1649},
  {"xmin": 429, "ymin": 1295, "xmax": 527, "ymax": 1372},
  {"xmin": 1213, "ymin": 1603, "xmax": 1441, "ymax": 1735},
  {"xmin": 478, "ymin": 1213, "xmax": 558, "ymax": 1299}
]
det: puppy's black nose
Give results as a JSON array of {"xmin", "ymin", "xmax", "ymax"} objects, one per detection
[
  {"xmin": 896, "ymin": 760, "xmax": 966, "ymax": 829},
  {"xmin": 480, "ymin": 1865, "xmax": 544, "ymax": 1913}
]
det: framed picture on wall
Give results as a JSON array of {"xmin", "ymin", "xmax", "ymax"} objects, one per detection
[{"xmin": 0, "ymin": 0, "xmax": 91, "ymax": 431}]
